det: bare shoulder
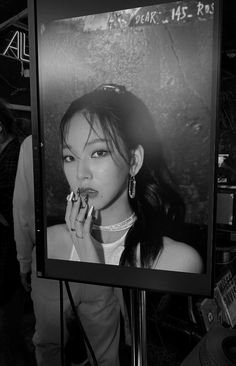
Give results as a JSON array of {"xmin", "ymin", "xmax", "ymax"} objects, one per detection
[
  {"xmin": 47, "ymin": 224, "xmax": 73, "ymax": 260},
  {"xmin": 155, "ymin": 236, "xmax": 203, "ymax": 273}
]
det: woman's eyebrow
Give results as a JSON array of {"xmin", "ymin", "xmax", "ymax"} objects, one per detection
[
  {"xmin": 62, "ymin": 138, "xmax": 110, "ymax": 155},
  {"xmin": 62, "ymin": 143, "xmax": 72, "ymax": 150},
  {"xmin": 62, "ymin": 145, "xmax": 81, "ymax": 160},
  {"xmin": 86, "ymin": 137, "xmax": 109, "ymax": 146},
  {"xmin": 62, "ymin": 144, "xmax": 78, "ymax": 155}
]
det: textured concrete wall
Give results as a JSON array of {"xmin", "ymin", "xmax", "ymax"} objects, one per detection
[{"xmin": 37, "ymin": 1, "xmax": 216, "ymax": 226}]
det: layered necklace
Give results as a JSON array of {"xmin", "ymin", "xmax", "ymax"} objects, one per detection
[{"xmin": 92, "ymin": 212, "xmax": 136, "ymax": 232}]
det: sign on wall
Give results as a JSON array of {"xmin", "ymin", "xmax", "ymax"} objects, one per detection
[{"xmin": 0, "ymin": 26, "xmax": 30, "ymax": 105}]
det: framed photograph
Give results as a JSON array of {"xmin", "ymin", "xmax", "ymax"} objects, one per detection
[{"xmin": 28, "ymin": 0, "xmax": 221, "ymax": 295}]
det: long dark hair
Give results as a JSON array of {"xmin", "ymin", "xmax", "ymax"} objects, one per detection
[{"xmin": 60, "ymin": 84, "xmax": 185, "ymax": 268}]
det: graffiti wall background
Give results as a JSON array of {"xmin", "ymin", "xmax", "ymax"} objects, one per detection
[{"xmin": 38, "ymin": 1, "xmax": 215, "ymax": 225}]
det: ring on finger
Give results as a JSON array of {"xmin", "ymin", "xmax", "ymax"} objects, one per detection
[
  {"xmin": 76, "ymin": 233, "xmax": 83, "ymax": 239},
  {"xmin": 76, "ymin": 218, "xmax": 84, "ymax": 224},
  {"xmin": 70, "ymin": 228, "xmax": 76, "ymax": 232}
]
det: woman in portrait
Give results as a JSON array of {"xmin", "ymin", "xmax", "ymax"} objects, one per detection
[
  {"xmin": 46, "ymin": 83, "xmax": 203, "ymax": 365},
  {"xmin": 48, "ymin": 84, "xmax": 203, "ymax": 273}
]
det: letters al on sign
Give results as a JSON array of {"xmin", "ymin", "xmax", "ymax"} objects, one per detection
[{"xmin": 2, "ymin": 30, "xmax": 29, "ymax": 62}]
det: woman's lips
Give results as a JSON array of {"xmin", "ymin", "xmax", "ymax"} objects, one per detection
[{"xmin": 79, "ymin": 188, "xmax": 98, "ymax": 199}]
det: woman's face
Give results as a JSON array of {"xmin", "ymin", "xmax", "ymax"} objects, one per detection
[{"xmin": 62, "ymin": 112, "xmax": 131, "ymax": 217}]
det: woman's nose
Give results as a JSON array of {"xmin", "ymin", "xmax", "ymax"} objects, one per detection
[{"xmin": 76, "ymin": 159, "xmax": 91, "ymax": 181}]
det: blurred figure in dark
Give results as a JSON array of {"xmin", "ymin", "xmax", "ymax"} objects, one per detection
[{"xmin": 0, "ymin": 99, "xmax": 31, "ymax": 365}]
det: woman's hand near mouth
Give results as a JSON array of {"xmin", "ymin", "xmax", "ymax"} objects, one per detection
[{"xmin": 65, "ymin": 191, "xmax": 102, "ymax": 263}]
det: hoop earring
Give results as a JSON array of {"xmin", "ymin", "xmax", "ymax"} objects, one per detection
[{"xmin": 128, "ymin": 175, "xmax": 136, "ymax": 199}]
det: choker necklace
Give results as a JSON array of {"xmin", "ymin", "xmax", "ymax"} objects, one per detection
[{"xmin": 92, "ymin": 212, "xmax": 136, "ymax": 232}]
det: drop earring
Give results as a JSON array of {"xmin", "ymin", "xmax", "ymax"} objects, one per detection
[{"xmin": 128, "ymin": 175, "xmax": 136, "ymax": 199}]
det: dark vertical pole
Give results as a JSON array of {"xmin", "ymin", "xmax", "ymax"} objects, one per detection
[
  {"xmin": 130, "ymin": 289, "xmax": 137, "ymax": 365},
  {"xmin": 59, "ymin": 280, "xmax": 65, "ymax": 366},
  {"xmin": 130, "ymin": 289, "xmax": 147, "ymax": 366}
]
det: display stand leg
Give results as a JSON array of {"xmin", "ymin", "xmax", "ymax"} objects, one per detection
[
  {"xmin": 59, "ymin": 280, "xmax": 65, "ymax": 366},
  {"xmin": 130, "ymin": 289, "xmax": 147, "ymax": 366}
]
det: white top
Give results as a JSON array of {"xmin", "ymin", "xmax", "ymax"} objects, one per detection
[
  {"xmin": 70, "ymin": 232, "xmax": 127, "ymax": 265},
  {"xmin": 47, "ymin": 223, "xmax": 203, "ymax": 273}
]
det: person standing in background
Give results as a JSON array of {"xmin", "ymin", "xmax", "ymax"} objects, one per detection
[
  {"xmin": 0, "ymin": 99, "xmax": 27, "ymax": 365},
  {"xmin": 13, "ymin": 134, "xmax": 121, "ymax": 366}
]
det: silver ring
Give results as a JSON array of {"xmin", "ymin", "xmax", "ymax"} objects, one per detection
[{"xmin": 76, "ymin": 234, "xmax": 83, "ymax": 239}]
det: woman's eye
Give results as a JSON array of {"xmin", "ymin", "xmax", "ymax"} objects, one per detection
[
  {"xmin": 92, "ymin": 150, "xmax": 109, "ymax": 158},
  {"xmin": 63, "ymin": 155, "xmax": 74, "ymax": 163}
]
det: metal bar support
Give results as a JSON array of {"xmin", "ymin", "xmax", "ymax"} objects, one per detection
[{"xmin": 130, "ymin": 289, "xmax": 147, "ymax": 366}]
